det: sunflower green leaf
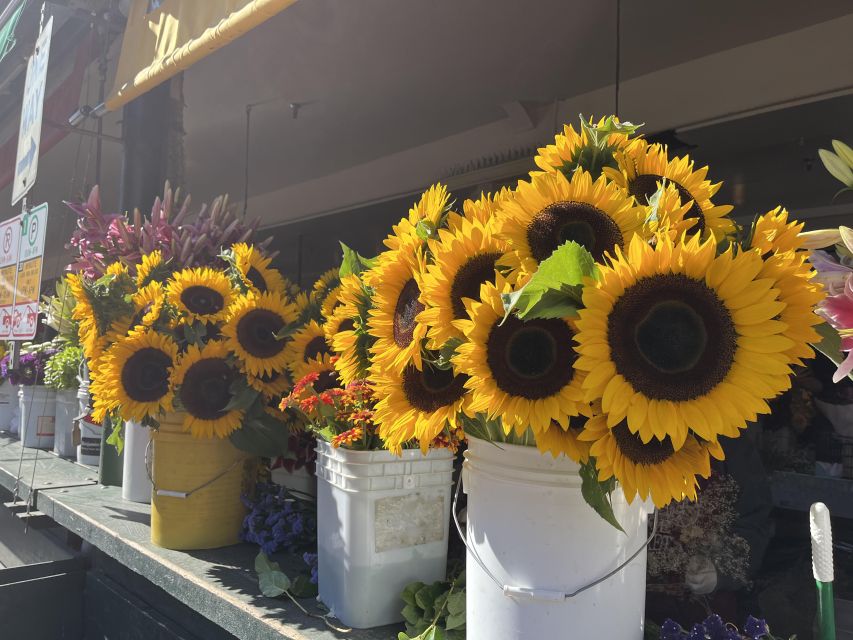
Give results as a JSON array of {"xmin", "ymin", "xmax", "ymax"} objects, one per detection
[
  {"xmin": 339, "ymin": 242, "xmax": 377, "ymax": 278},
  {"xmin": 255, "ymin": 552, "xmax": 291, "ymax": 597},
  {"xmin": 579, "ymin": 459, "xmax": 624, "ymax": 532}
]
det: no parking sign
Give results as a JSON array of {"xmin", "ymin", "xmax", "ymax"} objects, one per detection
[{"xmin": 0, "ymin": 203, "xmax": 48, "ymax": 340}]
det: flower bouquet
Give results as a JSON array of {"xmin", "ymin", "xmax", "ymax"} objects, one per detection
[
  {"xmin": 65, "ymin": 184, "xmax": 306, "ymax": 548},
  {"xmin": 280, "ymin": 267, "xmax": 461, "ymax": 629},
  {"xmin": 323, "ymin": 115, "xmax": 840, "ymax": 637}
]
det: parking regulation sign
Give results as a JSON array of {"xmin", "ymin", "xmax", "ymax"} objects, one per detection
[{"xmin": 12, "ymin": 16, "xmax": 53, "ymax": 206}]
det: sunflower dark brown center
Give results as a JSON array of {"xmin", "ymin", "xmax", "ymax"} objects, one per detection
[
  {"xmin": 486, "ymin": 316, "xmax": 576, "ymax": 399},
  {"xmin": 450, "ymin": 252, "xmax": 501, "ymax": 319},
  {"xmin": 236, "ymin": 309, "xmax": 286, "ymax": 359},
  {"xmin": 303, "ymin": 336, "xmax": 331, "ymax": 362},
  {"xmin": 181, "ymin": 285, "xmax": 225, "ymax": 316},
  {"xmin": 402, "ymin": 364, "xmax": 468, "ymax": 412},
  {"xmin": 628, "ymin": 174, "xmax": 705, "ymax": 234},
  {"xmin": 392, "ymin": 278, "xmax": 423, "ymax": 348},
  {"xmin": 527, "ymin": 201, "xmax": 623, "ymax": 263},
  {"xmin": 612, "ymin": 421, "xmax": 674, "ymax": 465},
  {"xmin": 121, "ymin": 347, "xmax": 171, "ymax": 403},
  {"xmin": 314, "ymin": 370, "xmax": 339, "ymax": 393},
  {"xmin": 246, "ymin": 266, "xmax": 268, "ymax": 292},
  {"xmin": 607, "ymin": 273, "xmax": 736, "ymax": 402},
  {"xmin": 180, "ymin": 358, "xmax": 235, "ymax": 420},
  {"xmin": 338, "ymin": 318, "xmax": 355, "ymax": 333}
]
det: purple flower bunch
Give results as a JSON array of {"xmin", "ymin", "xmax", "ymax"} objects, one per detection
[
  {"xmin": 241, "ymin": 483, "xmax": 317, "ymax": 557},
  {"xmin": 302, "ymin": 552, "xmax": 318, "ymax": 585},
  {"xmin": 1, "ymin": 350, "xmax": 56, "ymax": 386},
  {"xmin": 65, "ymin": 183, "xmax": 272, "ymax": 278},
  {"xmin": 661, "ymin": 615, "xmax": 782, "ymax": 640}
]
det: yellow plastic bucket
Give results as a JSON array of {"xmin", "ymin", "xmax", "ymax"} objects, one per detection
[{"xmin": 150, "ymin": 412, "xmax": 252, "ymax": 550}]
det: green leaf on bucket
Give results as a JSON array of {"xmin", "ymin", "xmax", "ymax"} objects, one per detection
[
  {"xmin": 106, "ymin": 418, "xmax": 125, "ymax": 455},
  {"xmin": 580, "ymin": 459, "xmax": 625, "ymax": 533},
  {"xmin": 255, "ymin": 552, "xmax": 291, "ymax": 598}
]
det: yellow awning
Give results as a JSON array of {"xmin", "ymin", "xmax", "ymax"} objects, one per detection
[{"xmin": 104, "ymin": 0, "xmax": 296, "ymax": 112}]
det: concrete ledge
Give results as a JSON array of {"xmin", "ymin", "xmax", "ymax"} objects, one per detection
[{"xmin": 0, "ymin": 434, "xmax": 396, "ymax": 640}]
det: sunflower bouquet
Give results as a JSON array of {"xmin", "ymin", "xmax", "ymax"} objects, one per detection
[
  {"xmin": 328, "ymin": 114, "xmax": 843, "ymax": 520},
  {"xmin": 67, "ymin": 242, "xmax": 306, "ymax": 455}
]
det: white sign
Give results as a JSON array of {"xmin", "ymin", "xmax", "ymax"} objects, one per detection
[
  {"xmin": 0, "ymin": 203, "xmax": 48, "ymax": 340},
  {"xmin": 12, "ymin": 17, "xmax": 53, "ymax": 206}
]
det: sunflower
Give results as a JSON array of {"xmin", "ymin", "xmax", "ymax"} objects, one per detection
[
  {"xmin": 533, "ymin": 118, "xmax": 632, "ymax": 177},
  {"xmin": 105, "ymin": 262, "xmax": 128, "ymax": 277},
  {"xmin": 579, "ymin": 413, "xmax": 711, "ymax": 508},
  {"xmin": 67, "ymin": 274, "xmax": 103, "ymax": 364},
  {"xmin": 366, "ymin": 236, "xmax": 428, "ymax": 374},
  {"xmin": 127, "ymin": 281, "xmax": 165, "ymax": 334},
  {"xmin": 231, "ymin": 243, "xmax": 287, "ymax": 295},
  {"xmin": 606, "ymin": 139, "xmax": 735, "ymax": 242},
  {"xmin": 645, "ymin": 181, "xmax": 698, "ymax": 238},
  {"xmin": 97, "ymin": 331, "xmax": 179, "ymax": 422},
  {"xmin": 299, "ymin": 356, "xmax": 340, "ymax": 393},
  {"xmin": 284, "ymin": 320, "xmax": 333, "ymax": 378},
  {"xmin": 419, "ymin": 217, "xmax": 508, "ymax": 349},
  {"xmin": 534, "ymin": 413, "xmax": 592, "ymax": 462},
  {"xmin": 446, "ymin": 188, "xmax": 511, "ymax": 232},
  {"xmin": 311, "ymin": 268, "xmax": 340, "ymax": 304},
  {"xmin": 494, "ymin": 169, "xmax": 645, "ymax": 278},
  {"xmin": 385, "ymin": 184, "xmax": 452, "ymax": 250},
  {"xmin": 222, "ymin": 292, "xmax": 296, "ymax": 377},
  {"xmin": 166, "ymin": 267, "xmax": 233, "ymax": 323},
  {"xmin": 320, "ymin": 284, "xmax": 343, "ymax": 319},
  {"xmin": 452, "ymin": 277, "xmax": 586, "ymax": 435},
  {"xmin": 248, "ymin": 368, "xmax": 292, "ymax": 399},
  {"xmin": 172, "ymin": 341, "xmax": 243, "ymax": 438},
  {"xmin": 749, "ymin": 207, "xmax": 806, "ymax": 255},
  {"xmin": 136, "ymin": 250, "xmax": 169, "ymax": 288},
  {"xmin": 373, "ymin": 362, "xmax": 471, "ymax": 453},
  {"xmin": 329, "ymin": 275, "xmax": 373, "ymax": 385},
  {"xmin": 574, "ymin": 233, "xmax": 795, "ymax": 449}
]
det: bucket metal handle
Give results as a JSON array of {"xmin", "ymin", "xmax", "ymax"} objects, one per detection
[
  {"xmin": 452, "ymin": 468, "xmax": 658, "ymax": 602},
  {"xmin": 144, "ymin": 437, "xmax": 243, "ymax": 499}
]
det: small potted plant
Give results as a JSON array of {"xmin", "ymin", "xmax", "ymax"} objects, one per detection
[{"xmin": 44, "ymin": 344, "xmax": 83, "ymax": 458}]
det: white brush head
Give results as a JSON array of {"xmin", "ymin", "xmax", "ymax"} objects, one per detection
[{"xmin": 810, "ymin": 502, "xmax": 834, "ymax": 583}]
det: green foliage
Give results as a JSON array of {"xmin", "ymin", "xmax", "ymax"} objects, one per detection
[
  {"xmin": 580, "ymin": 459, "xmax": 624, "ymax": 532},
  {"xmin": 40, "ymin": 277, "xmax": 79, "ymax": 342},
  {"xmin": 255, "ymin": 552, "xmax": 292, "ymax": 597},
  {"xmin": 814, "ymin": 321, "xmax": 853, "ymax": 382},
  {"xmin": 44, "ymin": 345, "xmax": 83, "ymax": 390},
  {"xmin": 501, "ymin": 241, "xmax": 596, "ymax": 321},
  {"xmin": 399, "ymin": 572, "xmax": 465, "ymax": 640},
  {"xmin": 229, "ymin": 399, "xmax": 300, "ymax": 457},
  {"xmin": 339, "ymin": 242, "xmax": 376, "ymax": 278},
  {"xmin": 106, "ymin": 419, "xmax": 124, "ymax": 456}
]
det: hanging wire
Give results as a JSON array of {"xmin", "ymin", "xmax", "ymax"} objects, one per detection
[{"xmin": 614, "ymin": 0, "xmax": 622, "ymax": 118}]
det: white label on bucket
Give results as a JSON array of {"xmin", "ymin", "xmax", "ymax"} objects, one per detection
[
  {"xmin": 36, "ymin": 416, "xmax": 54, "ymax": 436},
  {"xmin": 374, "ymin": 492, "xmax": 445, "ymax": 553}
]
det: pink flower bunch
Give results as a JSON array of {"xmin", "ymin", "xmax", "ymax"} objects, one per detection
[
  {"xmin": 812, "ymin": 226, "xmax": 853, "ymax": 382},
  {"xmin": 65, "ymin": 183, "xmax": 272, "ymax": 278}
]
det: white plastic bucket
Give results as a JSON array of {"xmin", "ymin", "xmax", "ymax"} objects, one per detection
[
  {"xmin": 0, "ymin": 380, "xmax": 15, "ymax": 432},
  {"xmin": 271, "ymin": 466, "xmax": 317, "ymax": 497},
  {"xmin": 315, "ymin": 441, "xmax": 453, "ymax": 629},
  {"xmin": 18, "ymin": 386, "xmax": 56, "ymax": 449},
  {"xmin": 53, "ymin": 389, "xmax": 79, "ymax": 458},
  {"xmin": 463, "ymin": 436, "xmax": 650, "ymax": 640},
  {"xmin": 77, "ymin": 417, "xmax": 102, "ymax": 466},
  {"xmin": 122, "ymin": 420, "xmax": 152, "ymax": 503}
]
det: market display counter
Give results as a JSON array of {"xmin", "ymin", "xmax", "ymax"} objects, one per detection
[{"xmin": 0, "ymin": 433, "xmax": 397, "ymax": 640}]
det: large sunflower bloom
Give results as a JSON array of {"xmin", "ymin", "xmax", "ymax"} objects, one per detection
[
  {"xmin": 166, "ymin": 267, "xmax": 233, "ymax": 323},
  {"xmin": 534, "ymin": 413, "xmax": 592, "ymax": 462},
  {"xmin": 494, "ymin": 169, "xmax": 645, "ymax": 278},
  {"xmin": 232, "ymin": 243, "xmax": 287, "ymax": 295},
  {"xmin": 579, "ymin": 414, "xmax": 711, "ymax": 508},
  {"xmin": 575, "ymin": 234, "xmax": 795, "ymax": 449},
  {"xmin": 418, "ymin": 217, "xmax": 508, "ymax": 349},
  {"xmin": 284, "ymin": 319, "xmax": 333, "ymax": 379},
  {"xmin": 373, "ymin": 362, "xmax": 471, "ymax": 453},
  {"xmin": 365, "ymin": 237, "xmax": 428, "ymax": 374},
  {"xmin": 127, "ymin": 281, "xmax": 165, "ymax": 335},
  {"xmin": 67, "ymin": 273, "xmax": 104, "ymax": 364},
  {"xmin": 452, "ymin": 277, "xmax": 586, "ymax": 434},
  {"xmin": 446, "ymin": 188, "xmax": 511, "ymax": 233},
  {"xmin": 172, "ymin": 341, "xmax": 244, "ymax": 438},
  {"xmin": 606, "ymin": 139, "xmax": 735, "ymax": 241},
  {"xmin": 222, "ymin": 292, "xmax": 297, "ymax": 377},
  {"xmin": 136, "ymin": 250, "xmax": 169, "ymax": 288},
  {"xmin": 96, "ymin": 331, "xmax": 179, "ymax": 422},
  {"xmin": 749, "ymin": 207, "xmax": 805, "ymax": 255}
]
